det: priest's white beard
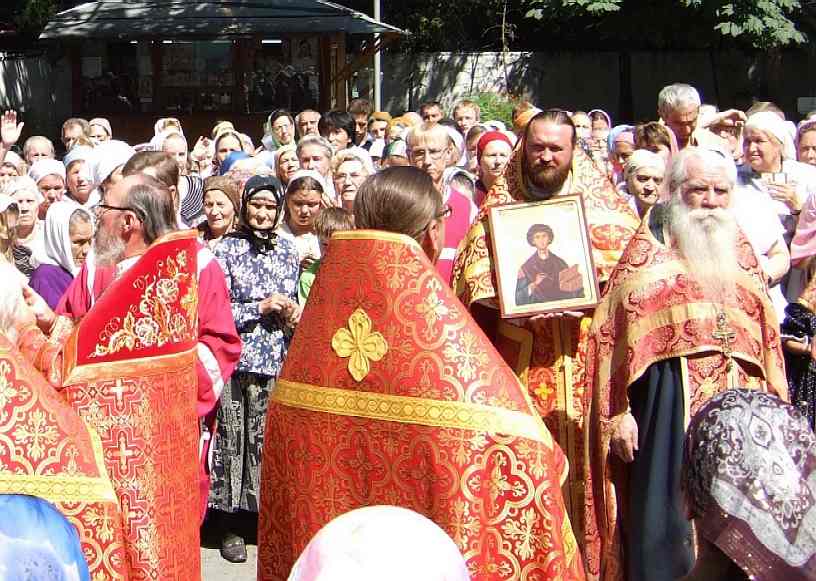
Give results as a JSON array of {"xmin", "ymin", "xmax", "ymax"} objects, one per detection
[
  {"xmin": 94, "ymin": 224, "xmax": 126, "ymax": 268},
  {"xmin": 668, "ymin": 199, "xmax": 741, "ymax": 299}
]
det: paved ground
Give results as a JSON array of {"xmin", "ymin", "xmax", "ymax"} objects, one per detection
[{"xmin": 202, "ymin": 545, "xmax": 257, "ymax": 580}]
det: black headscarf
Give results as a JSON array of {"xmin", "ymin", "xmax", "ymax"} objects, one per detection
[{"xmin": 229, "ymin": 174, "xmax": 285, "ymax": 253}]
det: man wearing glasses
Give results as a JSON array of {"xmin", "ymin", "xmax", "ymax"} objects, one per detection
[{"xmin": 407, "ymin": 122, "xmax": 477, "ymax": 285}]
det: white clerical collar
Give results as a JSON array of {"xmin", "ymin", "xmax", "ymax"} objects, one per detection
[{"xmin": 115, "ymin": 254, "xmax": 141, "ymax": 279}]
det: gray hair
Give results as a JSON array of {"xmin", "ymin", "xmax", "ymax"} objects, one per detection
[
  {"xmin": 69, "ymin": 207, "xmax": 93, "ymax": 229},
  {"xmin": 22, "ymin": 136, "xmax": 55, "ymax": 161},
  {"xmin": 624, "ymin": 149, "xmax": 665, "ymax": 181},
  {"xmin": 658, "ymin": 83, "xmax": 702, "ymax": 119},
  {"xmin": 296, "ymin": 135, "xmax": 332, "ymax": 161},
  {"xmin": 668, "ymin": 147, "xmax": 737, "ymax": 199},
  {"xmin": 125, "ymin": 176, "xmax": 177, "ymax": 244}
]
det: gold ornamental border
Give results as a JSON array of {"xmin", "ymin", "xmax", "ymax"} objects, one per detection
[
  {"xmin": 0, "ymin": 473, "xmax": 117, "ymax": 504},
  {"xmin": 273, "ymin": 379, "xmax": 547, "ymax": 443}
]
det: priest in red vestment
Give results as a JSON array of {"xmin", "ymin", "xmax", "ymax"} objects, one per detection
[
  {"xmin": 21, "ymin": 174, "xmax": 210, "ymax": 580},
  {"xmin": 0, "ymin": 279, "xmax": 127, "ymax": 580},
  {"xmin": 585, "ymin": 148, "xmax": 788, "ymax": 581},
  {"xmin": 453, "ymin": 110, "xmax": 639, "ymax": 574},
  {"xmin": 257, "ymin": 167, "xmax": 585, "ymax": 581}
]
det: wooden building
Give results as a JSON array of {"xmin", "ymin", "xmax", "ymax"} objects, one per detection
[{"xmin": 40, "ymin": 0, "xmax": 403, "ymax": 143}]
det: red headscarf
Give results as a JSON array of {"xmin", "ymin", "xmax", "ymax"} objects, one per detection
[{"xmin": 476, "ymin": 131, "xmax": 513, "ymax": 164}]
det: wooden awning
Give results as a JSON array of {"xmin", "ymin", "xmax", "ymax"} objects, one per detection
[{"xmin": 40, "ymin": 0, "xmax": 406, "ymax": 40}]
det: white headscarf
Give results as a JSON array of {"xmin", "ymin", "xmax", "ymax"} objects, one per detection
[
  {"xmin": 289, "ymin": 506, "xmax": 470, "ymax": 581},
  {"xmin": 28, "ymin": 159, "xmax": 66, "ymax": 185},
  {"xmin": 745, "ymin": 111, "xmax": 797, "ymax": 160},
  {"xmin": 624, "ymin": 149, "xmax": 666, "ymax": 180},
  {"xmin": 5, "ymin": 175, "xmax": 43, "ymax": 203},
  {"xmin": 41, "ymin": 200, "xmax": 91, "ymax": 276},
  {"xmin": 84, "ymin": 139, "xmax": 136, "ymax": 190}
]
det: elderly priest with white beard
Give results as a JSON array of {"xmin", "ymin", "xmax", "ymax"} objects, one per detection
[{"xmin": 585, "ymin": 147, "xmax": 789, "ymax": 581}]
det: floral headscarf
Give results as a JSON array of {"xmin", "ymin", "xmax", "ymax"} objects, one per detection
[{"xmin": 683, "ymin": 389, "xmax": 816, "ymax": 581}]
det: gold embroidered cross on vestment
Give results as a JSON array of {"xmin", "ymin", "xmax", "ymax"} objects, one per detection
[{"xmin": 712, "ymin": 312, "xmax": 736, "ymax": 371}]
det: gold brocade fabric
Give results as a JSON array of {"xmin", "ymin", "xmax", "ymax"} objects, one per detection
[
  {"xmin": 451, "ymin": 144, "xmax": 639, "ymax": 577},
  {"xmin": 29, "ymin": 231, "xmax": 203, "ymax": 581},
  {"xmin": 258, "ymin": 230, "xmax": 586, "ymax": 581},
  {"xmin": 0, "ymin": 334, "xmax": 127, "ymax": 581},
  {"xmin": 586, "ymin": 208, "xmax": 788, "ymax": 581}
]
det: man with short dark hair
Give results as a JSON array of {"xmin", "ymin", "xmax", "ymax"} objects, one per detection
[
  {"xmin": 454, "ymin": 110, "xmax": 639, "ymax": 570},
  {"xmin": 61, "ymin": 117, "xmax": 90, "ymax": 150},
  {"xmin": 419, "ymin": 101, "xmax": 443, "ymax": 125},
  {"xmin": 348, "ymin": 98, "xmax": 372, "ymax": 146}
]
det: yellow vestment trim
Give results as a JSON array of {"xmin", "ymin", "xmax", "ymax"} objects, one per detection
[
  {"xmin": 273, "ymin": 379, "xmax": 548, "ymax": 444},
  {"xmin": 0, "ymin": 474, "xmax": 118, "ymax": 504},
  {"xmin": 64, "ymin": 348, "xmax": 197, "ymax": 385}
]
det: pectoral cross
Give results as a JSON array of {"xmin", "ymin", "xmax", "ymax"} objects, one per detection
[{"xmin": 712, "ymin": 312, "xmax": 736, "ymax": 371}]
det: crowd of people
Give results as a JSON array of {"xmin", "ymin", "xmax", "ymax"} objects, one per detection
[{"xmin": 0, "ymin": 83, "xmax": 815, "ymax": 581}]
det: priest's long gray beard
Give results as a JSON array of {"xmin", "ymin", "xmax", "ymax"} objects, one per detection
[{"xmin": 668, "ymin": 198, "xmax": 741, "ymax": 300}]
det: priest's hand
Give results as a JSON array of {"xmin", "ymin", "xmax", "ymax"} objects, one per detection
[
  {"xmin": 611, "ymin": 412, "xmax": 639, "ymax": 463},
  {"xmin": 22, "ymin": 285, "xmax": 56, "ymax": 334}
]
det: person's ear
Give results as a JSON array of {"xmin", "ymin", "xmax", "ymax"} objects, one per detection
[{"xmin": 421, "ymin": 218, "xmax": 445, "ymax": 263}]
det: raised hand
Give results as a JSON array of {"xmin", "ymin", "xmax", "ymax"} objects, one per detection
[{"xmin": 1, "ymin": 110, "xmax": 24, "ymax": 148}]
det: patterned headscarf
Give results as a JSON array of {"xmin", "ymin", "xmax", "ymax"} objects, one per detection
[
  {"xmin": 682, "ymin": 389, "xmax": 816, "ymax": 581},
  {"xmin": 230, "ymin": 174, "xmax": 285, "ymax": 253}
]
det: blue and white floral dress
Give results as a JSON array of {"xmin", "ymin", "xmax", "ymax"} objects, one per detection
[{"xmin": 209, "ymin": 234, "xmax": 299, "ymax": 513}]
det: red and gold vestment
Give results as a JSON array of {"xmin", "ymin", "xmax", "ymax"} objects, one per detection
[
  {"xmin": 453, "ymin": 145, "xmax": 639, "ymax": 574},
  {"xmin": 586, "ymin": 208, "xmax": 788, "ymax": 580},
  {"xmin": 0, "ymin": 333, "xmax": 127, "ymax": 580},
  {"xmin": 24, "ymin": 230, "xmax": 203, "ymax": 581},
  {"xmin": 257, "ymin": 230, "xmax": 585, "ymax": 581}
]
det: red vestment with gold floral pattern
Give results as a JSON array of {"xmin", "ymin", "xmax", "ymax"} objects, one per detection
[
  {"xmin": 0, "ymin": 334, "xmax": 128, "ymax": 581},
  {"xmin": 24, "ymin": 230, "xmax": 203, "ymax": 581},
  {"xmin": 585, "ymin": 207, "xmax": 788, "ymax": 581},
  {"xmin": 257, "ymin": 230, "xmax": 585, "ymax": 581},
  {"xmin": 453, "ymin": 146, "xmax": 639, "ymax": 576}
]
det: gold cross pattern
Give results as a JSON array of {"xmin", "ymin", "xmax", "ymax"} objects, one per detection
[{"xmin": 712, "ymin": 312, "xmax": 736, "ymax": 371}]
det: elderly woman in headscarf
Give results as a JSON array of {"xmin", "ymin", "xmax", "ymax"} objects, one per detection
[
  {"xmin": 84, "ymin": 139, "xmax": 136, "ymax": 207},
  {"xmin": 199, "ymin": 175, "xmax": 240, "ymax": 250},
  {"xmin": 28, "ymin": 201, "xmax": 93, "ymax": 309},
  {"xmin": 607, "ymin": 125, "xmax": 636, "ymax": 185},
  {"xmin": 4, "ymin": 175, "xmax": 45, "ymax": 278},
  {"xmin": 273, "ymin": 143, "xmax": 300, "ymax": 185},
  {"xmin": 681, "ymin": 389, "xmax": 816, "ymax": 581},
  {"xmin": 739, "ymin": 111, "xmax": 816, "ymax": 241},
  {"xmin": 210, "ymin": 174, "xmax": 300, "ymax": 563},
  {"xmin": 28, "ymin": 158, "xmax": 66, "ymax": 219}
]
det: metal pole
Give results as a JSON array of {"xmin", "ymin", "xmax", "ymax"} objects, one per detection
[{"xmin": 373, "ymin": 0, "xmax": 382, "ymax": 110}]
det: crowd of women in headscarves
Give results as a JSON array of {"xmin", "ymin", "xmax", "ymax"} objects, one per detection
[{"xmin": 2, "ymin": 87, "xmax": 816, "ymax": 579}]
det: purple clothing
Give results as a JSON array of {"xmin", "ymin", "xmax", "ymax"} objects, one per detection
[{"xmin": 29, "ymin": 263, "xmax": 73, "ymax": 310}]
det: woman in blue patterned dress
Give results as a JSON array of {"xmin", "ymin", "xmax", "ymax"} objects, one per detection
[{"xmin": 210, "ymin": 174, "xmax": 301, "ymax": 562}]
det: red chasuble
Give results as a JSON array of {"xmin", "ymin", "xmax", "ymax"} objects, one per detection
[
  {"xmin": 257, "ymin": 230, "xmax": 585, "ymax": 581},
  {"xmin": 43, "ymin": 230, "xmax": 202, "ymax": 581},
  {"xmin": 585, "ymin": 208, "xmax": 788, "ymax": 581},
  {"xmin": 0, "ymin": 334, "xmax": 128, "ymax": 580},
  {"xmin": 453, "ymin": 146, "xmax": 639, "ymax": 574}
]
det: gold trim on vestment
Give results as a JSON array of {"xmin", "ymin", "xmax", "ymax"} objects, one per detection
[
  {"xmin": 0, "ymin": 474, "xmax": 118, "ymax": 504},
  {"xmin": 496, "ymin": 320, "xmax": 533, "ymax": 385},
  {"xmin": 64, "ymin": 348, "xmax": 197, "ymax": 385},
  {"xmin": 333, "ymin": 229, "xmax": 422, "ymax": 250},
  {"xmin": 273, "ymin": 379, "xmax": 549, "ymax": 444}
]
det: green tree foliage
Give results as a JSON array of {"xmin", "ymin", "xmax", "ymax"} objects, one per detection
[{"xmin": 525, "ymin": 0, "xmax": 806, "ymax": 49}]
